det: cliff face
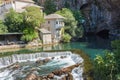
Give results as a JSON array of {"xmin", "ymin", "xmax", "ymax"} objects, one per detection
[
  {"xmin": 38, "ymin": 0, "xmax": 120, "ymax": 33},
  {"xmin": 79, "ymin": 0, "xmax": 120, "ymax": 33}
]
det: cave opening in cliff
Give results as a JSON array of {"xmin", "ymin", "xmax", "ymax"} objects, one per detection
[
  {"xmin": 80, "ymin": 3, "xmax": 90, "ymax": 10},
  {"xmin": 97, "ymin": 29, "xmax": 109, "ymax": 39}
]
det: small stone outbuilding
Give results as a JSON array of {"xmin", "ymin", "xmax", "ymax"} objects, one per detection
[{"xmin": 39, "ymin": 28, "xmax": 52, "ymax": 44}]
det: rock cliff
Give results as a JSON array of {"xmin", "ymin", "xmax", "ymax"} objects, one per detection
[{"xmin": 37, "ymin": 0, "xmax": 120, "ymax": 33}]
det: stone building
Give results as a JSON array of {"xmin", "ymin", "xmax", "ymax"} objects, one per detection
[
  {"xmin": 39, "ymin": 28, "xmax": 52, "ymax": 44},
  {"xmin": 43, "ymin": 13, "xmax": 65, "ymax": 43},
  {"xmin": 0, "ymin": 33, "xmax": 23, "ymax": 45},
  {"xmin": 0, "ymin": 0, "xmax": 43, "ymax": 20}
]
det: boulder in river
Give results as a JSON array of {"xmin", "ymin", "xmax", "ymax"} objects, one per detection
[
  {"xmin": 25, "ymin": 73, "xmax": 38, "ymax": 80},
  {"xmin": 43, "ymin": 58, "xmax": 51, "ymax": 63},
  {"xmin": 11, "ymin": 64, "xmax": 20, "ymax": 69},
  {"xmin": 60, "ymin": 56, "xmax": 67, "ymax": 59},
  {"xmin": 47, "ymin": 73, "xmax": 54, "ymax": 79},
  {"xmin": 36, "ymin": 58, "xmax": 51, "ymax": 65}
]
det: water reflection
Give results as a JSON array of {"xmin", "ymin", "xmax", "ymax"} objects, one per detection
[
  {"xmin": 41, "ymin": 35, "xmax": 113, "ymax": 58},
  {"xmin": 0, "ymin": 35, "xmax": 114, "ymax": 59}
]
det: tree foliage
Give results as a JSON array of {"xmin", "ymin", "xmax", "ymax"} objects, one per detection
[
  {"xmin": 44, "ymin": 0, "xmax": 56, "ymax": 14},
  {"xmin": 64, "ymin": 1, "xmax": 70, "ymax": 8},
  {"xmin": 94, "ymin": 52, "xmax": 117, "ymax": 80},
  {"xmin": 62, "ymin": 33, "xmax": 71, "ymax": 42},
  {"xmin": 73, "ymin": 10, "xmax": 85, "ymax": 38},
  {"xmin": 56, "ymin": 8, "xmax": 85, "ymax": 38},
  {"xmin": 21, "ymin": 28, "xmax": 38, "ymax": 42},
  {"xmin": 5, "ymin": 9, "xmax": 23, "ymax": 32},
  {"xmin": 21, "ymin": 6, "xmax": 44, "ymax": 42},
  {"xmin": 4, "ymin": 7, "xmax": 44, "ymax": 42},
  {"xmin": 73, "ymin": 10, "xmax": 85, "ymax": 25},
  {"xmin": 111, "ymin": 40, "xmax": 120, "ymax": 74},
  {"xmin": 56, "ymin": 8, "xmax": 77, "ymax": 37},
  {"xmin": 24, "ymin": 6, "xmax": 44, "ymax": 28},
  {"xmin": 0, "ymin": 20, "xmax": 8, "ymax": 33}
]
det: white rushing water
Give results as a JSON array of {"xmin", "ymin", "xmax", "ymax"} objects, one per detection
[{"xmin": 0, "ymin": 51, "xmax": 84, "ymax": 80}]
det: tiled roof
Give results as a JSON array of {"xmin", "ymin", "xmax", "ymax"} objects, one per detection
[
  {"xmin": 39, "ymin": 28, "xmax": 51, "ymax": 34},
  {"xmin": 15, "ymin": 0, "xmax": 35, "ymax": 3},
  {"xmin": 23, "ymin": 4, "xmax": 44, "ymax": 9},
  {"xmin": 44, "ymin": 14, "xmax": 65, "ymax": 19},
  {"xmin": 0, "ymin": 33, "xmax": 23, "ymax": 35}
]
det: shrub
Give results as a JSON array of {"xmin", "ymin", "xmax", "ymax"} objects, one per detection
[{"xmin": 62, "ymin": 33, "xmax": 71, "ymax": 42}]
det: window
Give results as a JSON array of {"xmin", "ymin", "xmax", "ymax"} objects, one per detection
[
  {"xmin": 56, "ymin": 21, "xmax": 58, "ymax": 24},
  {"xmin": 48, "ymin": 21, "xmax": 50, "ymax": 24}
]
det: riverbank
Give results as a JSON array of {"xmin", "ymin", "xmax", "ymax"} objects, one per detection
[{"xmin": 0, "ymin": 42, "xmax": 59, "ymax": 53}]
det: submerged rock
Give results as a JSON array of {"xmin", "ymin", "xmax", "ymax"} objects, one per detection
[
  {"xmin": 60, "ymin": 56, "xmax": 67, "ymax": 59},
  {"xmin": 43, "ymin": 58, "xmax": 51, "ymax": 63},
  {"xmin": 36, "ymin": 58, "xmax": 51, "ymax": 65},
  {"xmin": 51, "ymin": 57, "xmax": 54, "ymax": 59},
  {"xmin": 36, "ymin": 59, "xmax": 43, "ymax": 64},
  {"xmin": 11, "ymin": 64, "xmax": 20, "ymax": 70}
]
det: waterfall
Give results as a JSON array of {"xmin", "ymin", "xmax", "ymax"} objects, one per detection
[
  {"xmin": 71, "ymin": 54, "xmax": 84, "ymax": 64},
  {"xmin": 0, "ymin": 51, "xmax": 74, "ymax": 69},
  {"xmin": 0, "ymin": 51, "xmax": 84, "ymax": 80},
  {"xmin": 72, "ymin": 67, "xmax": 83, "ymax": 80}
]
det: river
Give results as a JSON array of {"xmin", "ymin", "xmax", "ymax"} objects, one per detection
[
  {"xmin": 0, "ymin": 35, "xmax": 114, "ymax": 58},
  {"xmin": 39, "ymin": 35, "xmax": 113, "ymax": 58}
]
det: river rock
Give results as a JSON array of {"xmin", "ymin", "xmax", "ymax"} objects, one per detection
[
  {"xmin": 51, "ymin": 57, "xmax": 54, "ymax": 59},
  {"xmin": 11, "ymin": 64, "xmax": 20, "ymax": 69},
  {"xmin": 36, "ymin": 59, "xmax": 43, "ymax": 65},
  {"xmin": 43, "ymin": 58, "xmax": 51, "ymax": 63},
  {"xmin": 62, "ymin": 76, "xmax": 67, "ymax": 80},
  {"xmin": 52, "ymin": 70, "xmax": 63, "ymax": 76},
  {"xmin": 67, "ymin": 72, "xmax": 73, "ymax": 80},
  {"xmin": 25, "ymin": 73, "xmax": 38, "ymax": 80},
  {"xmin": 47, "ymin": 73, "xmax": 54, "ymax": 79},
  {"xmin": 36, "ymin": 58, "xmax": 51, "ymax": 65},
  {"xmin": 60, "ymin": 56, "xmax": 67, "ymax": 59},
  {"xmin": 61, "ymin": 63, "xmax": 80, "ymax": 73}
]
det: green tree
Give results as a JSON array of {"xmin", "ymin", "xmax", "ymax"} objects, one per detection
[
  {"xmin": 75, "ymin": 25, "xmax": 84, "ymax": 38},
  {"xmin": 0, "ymin": 20, "xmax": 8, "ymax": 33},
  {"xmin": 94, "ymin": 52, "xmax": 117, "ymax": 80},
  {"xmin": 56, "ymin": 8, "xmax": 77, "ymax": 37},
  {"xmin": 111, "ymin": 40, "xmax": 120, "ymax": 74},
  {"xmin": 5, "ymin": 9, "xmax": 23, "ymax": 32},
  {"xmin": 73, "ymin": 10, "xmax": 85, "ymax": 38},
  {"xmin": 24, "ymin": 6, "xmax": 44, "ymax": 28},
  {"xmin": 64, "ymin": 1, "xmax": 70, "ymax": 8},
  {"xmin": 62, "ymin": 33, "xmax": 71, "ymax": 42},
  {"xmin": 73, "ymin": 10, "xmax": 84, "ymax": 24},
  {"xmin": 21, "ymin": 28, "xmax": 38, "ymax": 42},
  {"xmin": 44, "ymin": 0, "xmax": 56, "ymax": 14},
  {"xmin": 21, "ymin": 6, "xmax": 44, "ymax": 42}
]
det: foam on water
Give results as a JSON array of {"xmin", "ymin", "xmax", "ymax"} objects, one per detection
[{"xmin": 0, "ymin": 51, "xmax": 84, "ymax": 80}]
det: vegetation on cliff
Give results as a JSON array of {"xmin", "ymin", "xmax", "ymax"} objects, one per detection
[{"xmin": 44, "ymin": 0, "xmax": 57, "ymax": 14}]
